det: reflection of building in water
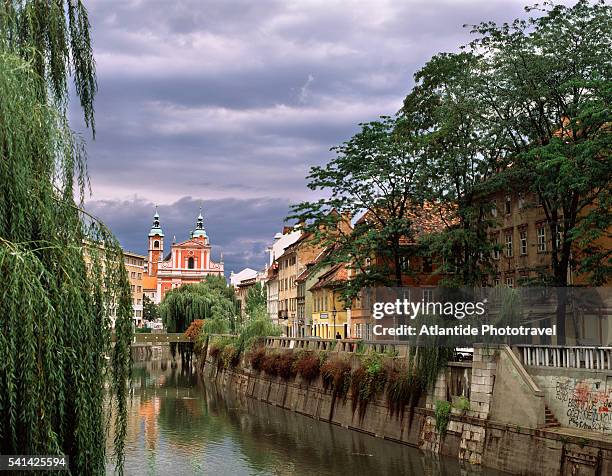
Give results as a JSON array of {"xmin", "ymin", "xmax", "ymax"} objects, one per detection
[{"xmin": 138, "ymin": 397, "xmax": 160, "ymax": 450}]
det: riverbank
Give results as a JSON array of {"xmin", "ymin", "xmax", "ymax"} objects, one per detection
[{"xmin": 198, "ymin": 338, "xmax": 612, "ymax": 475}]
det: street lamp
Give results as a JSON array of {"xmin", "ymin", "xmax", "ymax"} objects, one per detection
[{"xmin": 332, "ymin": 309, "xmax": 337, "ymax": 339}]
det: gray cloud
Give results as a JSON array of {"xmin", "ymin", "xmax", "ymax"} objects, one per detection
[{"xmin": 79, "ymin": 0, "xmax": 548, "ymax": 273}]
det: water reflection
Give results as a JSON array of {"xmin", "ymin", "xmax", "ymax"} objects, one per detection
[{"xmin": 111, "ymin": 356, "xmax": 506, "ymax": 475}]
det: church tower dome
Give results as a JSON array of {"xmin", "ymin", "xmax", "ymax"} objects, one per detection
[{"xmin": 192, "ymin": 206, "xmax": 208, "ymax": 240}]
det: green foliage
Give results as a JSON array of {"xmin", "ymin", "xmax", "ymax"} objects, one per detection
[
  {"xmin": 453, "ymin": 396, "xmax": 470, "ymax": 413},
  {"xmin": 289, "ymin": 115, "xmax": 428, "ymax": 297},
  {"xmin": 434, "ymin": 400, "xmax": 452, "ymax": 436},
  {"xmin": 245, "ymin": 282, "xmax": 267, "ymax": 319},
  {"xmin": 235, "ymin": 316, "xmax": 282, "ymax": 353},
  {"xmin": 142, "ymin": 295, "xmax": 158, "ymax": 321},
  {"xmin": 159, "ymin": 276, "xmax": 238, "ymax": 333},
  {"xmin": 136, "ymin": 327, "xmax": 152, "ymax": 334},
  {"xmin": 0, "ymin": 2, "xmax": 131, "ymax": 474},
  {"xmin": 350, "ymin": 353, "xmax": 388, "ymax": 420}
]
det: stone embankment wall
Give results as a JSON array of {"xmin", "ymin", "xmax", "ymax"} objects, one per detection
[
  {"xmin": 199, "ymin": 341, "xmax": 612, "ymax": 475},
  {"xmin": 531, "ymin": 368, "xmax": 612, "ymax": 434}
]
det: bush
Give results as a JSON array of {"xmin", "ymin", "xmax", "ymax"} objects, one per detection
[
  {"xmin": 275, "ymin": 352, "xmax": 297, "ymax": 380},
  {"xmin": 221, "ymin": 344, "xmax": 241, "ymax": 369},
  {"xmin": 209, "ymin": 335, "xmax": 235, "ymax": 360},
  {"xmin": 294, "ymin": 351, "xmax": 321, "ymax": 381},
  {"xmin": 453, "ymin": 396, "xmax": 470, "ymax": 413},
  {"xmin": 386, "ymin": 364, "xmax": 418, "ymax": 421},
  {"xmin": 350, "ymin": 353, "xmax": 387, "ymax": 420},
  {"xmin": 435, "ymin": 400, "xmax": 452, "ymax": 436},
  {"xmin": 135, "ymin": 327, "xmax": 152, "ymax": 333},
  {"xmin": 321, "ymin": 358, "xmax": 351, "ymax": 398},
  {"xmin": 262, "ymin": 352, "xmax": 280, "ymax": 376},
  {"xmin": 184, "ymin": 319, "xmax": 204, "ymax": 340},
  {"xmin": 236, "ymin": 316, "xmax": 282, "ymax": 352},
  {"xmin": 249, "ymin": 347, "xmax": 267, "ymax": 371}
]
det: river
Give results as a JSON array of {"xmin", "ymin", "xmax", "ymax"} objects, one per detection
[{"xmin": 108, "ymin": 351, "xmax": 507, "ymax": 475}]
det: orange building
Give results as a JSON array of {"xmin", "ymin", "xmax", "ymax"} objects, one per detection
[{"xmin": 146, "ymin": 208, "xmax": 224, "ymax": 303}]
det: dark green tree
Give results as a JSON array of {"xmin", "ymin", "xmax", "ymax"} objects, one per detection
[
  {"xmin": 402, "ymin": 52, "xmax": 505, "ymax": 286},
  {"xmin": 467, "ymin": 0, "xmax": 611, "ymax": 286},
  {"xmin": 143, "ymin": 295, "xmax": 159, "ymax": 322},
  {"xmin": 290, "ymin": 116, "xmax": 429, "ymax": 298},
  {"xmin": 0, "ymin": 1, "xmax": 131, "ymax": 474}
]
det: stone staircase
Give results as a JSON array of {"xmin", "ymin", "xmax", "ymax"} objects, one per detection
[{"xmin": 542, "ymin": 405, "xmax": 560, "ymax": 428}]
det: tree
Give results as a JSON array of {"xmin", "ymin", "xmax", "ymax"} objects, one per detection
[
  {"xmin": 245, "ymin": 282, "xmax": 266, "ymax": 320},
  {"xmin": 467, "ymin": 0, "xmax": 611, "ymax": 286},
  {"xmin": 290, "ymin": 116, "xmax": 428, "ymax": 298},
  {"xmin": 159, "ymin": 276, "xmax": 239, "ymax": 333},
  {"xmin": 402, "ymin": 52, "xmax": 505, "ymax": 286},
  {"xmin": 0, "ymin": 2, "xmax": 131, "ymax": 474},
  {"xmin": 143, "ymin": 295, "xmax": 159, "ymax": 321}
]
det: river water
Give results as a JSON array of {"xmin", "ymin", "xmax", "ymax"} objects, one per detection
[{"xmin": 108, "ymin": 352, "xmax": 506, "ymax": 475}]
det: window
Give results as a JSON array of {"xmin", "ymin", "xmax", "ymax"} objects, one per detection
[
  {"xmin": 519, "ymin": 230, "xmax": 527, "ymax": 255},
  {"xmin": 130, "ymin": 285, "xmax": 135, "ymax": 292},
  {"xmin": 494, "ymin": 277, "xmax": 501, "ymax": 287},
  {"xmin": 137, "ymin": 273, "xmax": 142, "ymax": 279},
  {"xmin": 135, "ymin": 310, "xmax": 142, "ymax": 317},
  {"xmin": 505, "ymin": 277, "xmax": 514, "ymax": 288},
  {"xmin": 491, "ymin": 202, "xmax": 498, "ymax": 217},
  {"xmin": 131, "ymin": 271, "xmax": 136, "ymax": 278},
  {"xmin": 505, "ymin": 195, "xmax": 512, "ymax": 215},
  {"xmin": 422, "ymin": 257, "xmax": 432, "ymax": 273},
  {"xmin": 505, "ymin": 233, "xmax": 513, "ymax": 257},
  {"xmin": 137, "ymin": 299, "xmax": 141, "ymax": 305},
  {"xmin": 137, "ymin": 286, "xmax": 142, "ymax": 293},
  {"xmin": 537, "ymin": 226, "xmax": 546, "ymax": 252},
  {"xmin": 493, "ymin": 236, "xmax": 500, "ymax": 260},
  {"xmin": 518, "ymin": 194, "xmax": 526, "ymax": 210},
  {"xmin": 187, "ymin": 257, "xmax": 194, "ymax": 269},
  {"xmin": 153, "ymin": 240, "xmax": 159, "ymax": 249},
  {"xmin": 400, "ymin": 256, "xmax": 410, "ymax": 272}
]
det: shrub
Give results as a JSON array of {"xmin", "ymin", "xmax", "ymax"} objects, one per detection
[
  {"xmin": 262, "ymin": 352, "xmax": 280, "ymax": 376},
  {"xmin": 184, "ymin": 319, "xmax": 204, "ymax": 340},
  {"xmin": 208, "ymin": 335, "xmax": 235, "ymax": 360},
  {"xmin": 386, "ymin": 364, "xmax": 419, "ymax": 422},
  {"xmin": 249, "ymin": 346, "xmax": 267, "ymax": 371},
  {"xmin": 350, "ymin": 353, "xmax": 387, "ymax": 420},
  {"xmin": 434, "ymin": 400, "xmax": 452, "ymax": 436},
  {"xmin": 136, "ymin": 327, "xmax": 152, "ymax": 333},
  {"xmin": 221, "ymin": 344, "xmax": 241, "ymax": 369},
  {"xmin": 294, "ymin": 351, "xmax": 321, "ymax": 381},
  {"xmin": 236, "ymin": 316, "xmax": 282, "ymax": 352},
  {"xmin": 453, "ymin": 396, "xmax": 470, "ymax": 413},
  {"xmin": 321, "ymin": 358, "xmax": 351, "ymax": 399},
  {"xmin": 275, "ymin": 352, "xmax": 297, "ymax": 380}
]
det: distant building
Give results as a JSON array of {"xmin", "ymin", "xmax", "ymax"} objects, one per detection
[
  {"xmin": 124, "ymin": 251, "xmax": 146, "ymax": 326},
  {"xmin": 146, "ymin": 208, "xmax": 224, "ymax": 303}
]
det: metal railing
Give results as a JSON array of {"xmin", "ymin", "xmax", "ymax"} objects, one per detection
[{"xmin": 517, "ymin": 345, "xmax": 612, "ymax": 371}]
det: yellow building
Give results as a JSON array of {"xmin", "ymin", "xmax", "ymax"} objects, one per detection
[
  {"xmin": 124, "ymin": 251, "xmax": 145, "ymax": 327},
  {"xmin": 310, "ymin": 264, "xmax": 350, "ymax": 339}
]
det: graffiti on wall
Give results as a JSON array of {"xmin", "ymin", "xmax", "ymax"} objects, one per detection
[{"xmin": 555, "ymin": 379, "xmax": 612, "ymax": 432}]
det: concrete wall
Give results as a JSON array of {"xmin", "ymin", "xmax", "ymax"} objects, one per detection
[
  {"xmin": 198, "ymin": 343, "xmax": 612, "ymax": 475},
  {"xmin": 530, "ymin": 367, "xmax": 612, "ymax": 434},
  {"xmin": 490, "ymin": 347, "xmax": 545, "ymax": 428}
]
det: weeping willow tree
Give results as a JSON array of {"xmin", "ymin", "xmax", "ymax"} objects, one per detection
[
  {"xmin": 0, "ymin": 2, "xmax": 132, "ymax": 475},
  {"xmin": 160, "ymin": 275, "xmax": 239, "ymax": 333}
]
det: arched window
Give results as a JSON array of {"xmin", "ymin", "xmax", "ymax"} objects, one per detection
[
  {"xmin": 188, "ymin": 257, "xmax": 194, "ymax": 269},
  {"xmin": 153, "ymin": 240, "xmax": 159, "ymax": 249}
]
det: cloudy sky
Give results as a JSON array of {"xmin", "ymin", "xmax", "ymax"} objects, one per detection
[{"xmin": 79, "ymin": 0, "xmax": 543, "ymax": 275}]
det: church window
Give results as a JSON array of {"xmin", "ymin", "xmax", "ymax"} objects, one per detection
[
  {"xmin": 153, "ymin": 240, "xmax": 159, "ymax": 249},
  {"xmin": 188, "ymin": 257, "xmax": 194, "ymax": 269}
]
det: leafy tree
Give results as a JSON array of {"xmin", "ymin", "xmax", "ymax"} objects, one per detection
[
  {"xmin": 467, "ymin": 0, "xmax": 611, "ymax": 286},
  {"xmin": 159, "ymin": 275, "xmax": 238, "ymax": 333},
  {"xmin": 290, "ymin": 116, "xmax": 428, "ymax": 298},
  {"xmin": 0, "ymin": 1, "xmax": 131, "ymax": 474},
  {"xmin": 402, "ymin": 52, "xmax": 505, "ymax": 286},
  {"xmin": 143, "ymin": 295, "xmax": 159, "ymax": 321},
  {"xmin": 245, "ymin": 282, "xmax": 266, "ymax": 319}
]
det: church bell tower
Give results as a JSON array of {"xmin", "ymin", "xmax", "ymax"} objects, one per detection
[{"xmin": 148, "ymin": 207, "xmax": 164, "ymax": 276}]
